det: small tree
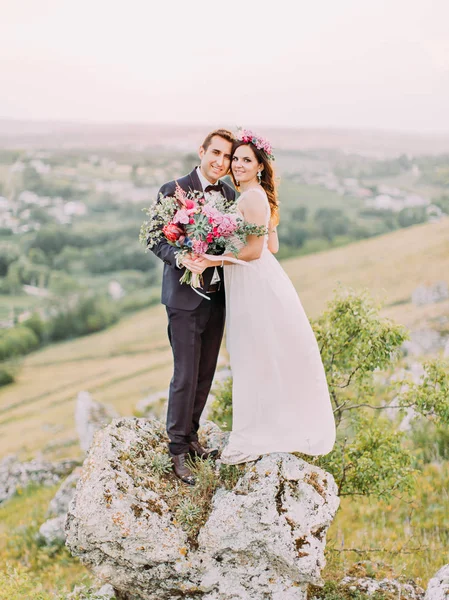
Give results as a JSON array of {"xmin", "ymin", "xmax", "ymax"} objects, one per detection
[{"xmin": 209, "ymin": 289, "xmax": 449, "ymax": 500}]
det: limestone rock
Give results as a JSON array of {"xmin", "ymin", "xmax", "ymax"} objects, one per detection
[
  {"xmin": 65, "ymin": 417, "xmax": 339, "ymax": 600},
  {"xmin": 48, "ymin": 466, "xmax": 83, "ymax": 517},
  {"xmin": 402, "ymin": 329, "xmax": 447, "ymax": 357},
  {"xmin": 134, "ymin": 388, "xmax": 169, "ymax": 419},
  {"xmin": 66, "ymin": 417, "xmax": 191, "ymax": 599},
  {"xmin": 38, "ymin": 515, "xmax": 67, "ymax": 545},
  {"xmin": 67, "ymin": 583, "xmax": 117, "ymax": 599},
  {"xmin": 38, "ymin": 466, "xmax": 83, "ymax": 545},
  {"xmin": 340, "ymin": 575, "xmax": 424, "ymax": 600},
  {"xmin": 0, "ymin": 454, "xmax": 78, "ymax": 504},
  {"xmin": 425, "ymin": 564, "xmax": 449, "ymax": 600},
  {"xmin": 75, "ymin": 391, "xmax": 119, "ymax": 452},
  {"xmin": 198, "ymin": 420, "xmax": 229, "ymax": 453},
  {"xmin": 198, "ymin": 453, "xmax": 339, "ymax": 595},
  {"xmin": 412, "ymin": 282, "xmax": 449, "ymax": 306}
]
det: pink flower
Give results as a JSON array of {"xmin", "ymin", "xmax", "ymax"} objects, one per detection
[
  {"xmin": 174, "ymin": 182, "xmax": 189, "ymax": 207},
  {"xmin": 192, "ymin": 240, "xmax": 208, "ymax": 255},
  {"xmin": 173, "ymin": 208, "xmax": 190, "ymax": 224},
  {"xmin": 216, "ymin": 214, "xmax": 238, "ymax": 236},
  {"xmin": 202, "ymin": 204, "xmax": 222, "ymax": 223}
]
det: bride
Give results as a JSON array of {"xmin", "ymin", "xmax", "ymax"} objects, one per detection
[{"xmin": 196, "ymin": 129, "xmax": 336, "ymax": 464}]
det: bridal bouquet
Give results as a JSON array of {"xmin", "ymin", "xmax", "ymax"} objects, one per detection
[{"xmin": 140, "ymin": 183, "xmax": 266, "ymax": 292}]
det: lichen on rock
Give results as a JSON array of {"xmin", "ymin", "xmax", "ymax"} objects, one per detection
[{"xmin": 65, "ymin": 417, "xmax": 340, "ymax": 600}]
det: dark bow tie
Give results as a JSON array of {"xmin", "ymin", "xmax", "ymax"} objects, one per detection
[{"xmin": 204, "ymin": 183, "xmax": 222, "ymax": 193}]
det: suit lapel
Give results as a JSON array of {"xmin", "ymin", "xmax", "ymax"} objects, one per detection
[
  {"xmin": 223, "ymin": 182, "xmax": 234, "ymax": 202},
  {"xmin": 188, "ymin": 167, "xmax": 203, "ymax": 193}
]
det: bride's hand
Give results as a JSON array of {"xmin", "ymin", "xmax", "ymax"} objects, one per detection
[
  {"xmin": 181, "ymin": 256, "xmax": 207, "ymax": 274},
  {"xmin": 195, "ymin": 255, "xmax": 216, "ymax": 269}
]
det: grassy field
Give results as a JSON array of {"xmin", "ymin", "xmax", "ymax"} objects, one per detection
[
  {"xmin": 0, "ymin": 304, "xmax": 173, "ymax": 460},
  {"xmin": 284, "ymin": 215, "xmax": 449, "ymax": 329},
  {"xmin": 1, "ymin": 217, "xmax": 448, "ymax": 461},
  {"xmin": 0, "ymin": 216, "xmax": 448, "ymax": 593},
  {"xmin": 0, "ymin": 462, "xmax": 447, "ymax": 595},
  {"xmin": 0, "ymin": 484, "xmax": 93, "ymax": 598},
  {"xmin": 323, "ymin": 462, "xmax": 449, "ymax": 584}
]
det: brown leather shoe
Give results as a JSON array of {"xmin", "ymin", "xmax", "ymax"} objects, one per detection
[
  {"xmin": 169, "ymin": 452, "xmax": 195, "ymax": 485},
  {"xmin": 188, "ymin": 440, "xmax": 218, "ymax": 460}
]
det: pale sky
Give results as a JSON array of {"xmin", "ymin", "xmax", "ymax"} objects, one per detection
[{"xmin": 1, "ymin": 0, "xmax": 449, "ymax": 133}]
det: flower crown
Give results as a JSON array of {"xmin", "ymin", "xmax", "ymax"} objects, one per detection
[{"xmin": 236, "ymin": 128, "xmax": 275, "ymax": 161}]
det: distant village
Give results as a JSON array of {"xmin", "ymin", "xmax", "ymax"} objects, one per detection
[
  {"xmin": 0, "ymin": 152, "xmax": 176, "ymax": 234},
  {"xmin": 0, "ymin": 150, "xmax": 444, "ymax": 236},
  {"xmin": 288, "ymin": 165, "xmax": 444, "ymax": 221}
]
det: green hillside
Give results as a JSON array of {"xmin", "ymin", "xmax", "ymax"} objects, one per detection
[
  {"xmin": 285, "ymin": 215, "xmax": 449, "ymax": 329},
  {"xmin": 1, "ymin": 217, "xmax": 448, "ymax": 460}
]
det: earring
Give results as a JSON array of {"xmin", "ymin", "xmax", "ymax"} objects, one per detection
[
  {"xmin": 236, "ymin": 180, "xmax": 240, "ymax": 186},
  {"xmin": 257, "ymin": 171, "xmax": 262, "ymax": 183}
]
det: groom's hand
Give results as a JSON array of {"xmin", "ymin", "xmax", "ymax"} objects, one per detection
[
  {"xmin": 181, "ymin": 256, "xmax": 206, "ymax": 274},
  {"xmin": 195, "ymin": 256, "xmax": 215, "ymax": 269}
]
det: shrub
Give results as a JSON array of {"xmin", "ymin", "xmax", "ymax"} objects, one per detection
[
  {"xmin": 208, "ymin": 376, "xmax": 233, "ymax": 431},
  {"xmin": 0, "ymin": 326, "xmax": 39, "ymax": 361},
  {"xmin": 410, "ymin": 420, "xmax": 449, "ymax": 463},
  {"xmin": 208, "ymin": 289, "xmax": 449, "ymax": 502},
  {"xmin": 47, "ymin": 296, "xmax": 119, "ymax": 341},
  {"xmin": 0, "ymin": 242, "xmax": 20, "ymax": 277},
  {"xmin": 22, "ymin": 313, "xmax": 47, "ymax": 343},
  {"xmin": 316, "ymin": 414, "xmax": 417, "ymax": 498},
  {"xmin": 0, "ymin": 365, "xmax": 15, "ymax": 387}
]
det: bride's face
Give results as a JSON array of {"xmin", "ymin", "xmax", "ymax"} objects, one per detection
[{"xmin": 231, "ymin": 145, "xmax": 262, "ymax": 184}]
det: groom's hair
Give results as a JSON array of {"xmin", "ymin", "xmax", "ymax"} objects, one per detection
[{"xmin": 201, "ymin": 128, "xmax": 235, "ymax": 151}]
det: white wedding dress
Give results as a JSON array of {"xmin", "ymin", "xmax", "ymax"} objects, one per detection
[{"xmin": 220, "ymin": 188, "xmax": 336, "ymax": 464}]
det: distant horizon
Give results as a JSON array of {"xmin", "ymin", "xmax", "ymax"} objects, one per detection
[{"xmin": 1, "ymin": 115, "xmax": 449, "ymax": 138}]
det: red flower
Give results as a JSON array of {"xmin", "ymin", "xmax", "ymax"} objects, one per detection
[
  {"xmin": 206, "ymin": 233, "xmax": 213, "ymax": 243},
  {"xmin": 163, "ymin": 223, "xmax": 183, "ymax": 242},
  {"xmin": 185, "ymin": 199, "xmax": 196, "ymax": 209},
  {"xmin": 189, "ymin": 218, "xmax": 195, "ymax": 224}
]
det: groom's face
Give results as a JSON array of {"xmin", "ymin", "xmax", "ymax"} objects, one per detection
[{"xmin": 199, "ymin": 135, "xmax": 233, "ymax": 183}]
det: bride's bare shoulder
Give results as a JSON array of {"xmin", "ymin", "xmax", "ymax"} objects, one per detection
[{"xmin": 238, "ymin": 188, "xmax": 266, "ymax": 208}]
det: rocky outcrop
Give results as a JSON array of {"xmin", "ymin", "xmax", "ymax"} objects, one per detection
[
  {"xmin": 65, "ymin": 583, "xmax": 117, "ymax": 600},
  {"xmin": 38, "ymin": 390, "xmax": 118, "ymax": 544},
  {"xmin": 340, "ymin": 574, "xmax": 424, "ymax": 600},
  {"xmin": 425, "ymin": 565, "xmax": 449, "ymax": 600},
  {"xmin": 402, "ymin": 329, "xmax": 447, "ymax": 357},
  {"xmin": 75, "ymin": 391, "xmax": 119, "ymax": 452},
  {"xmin": 0, "ymin": 454, "xmax": 78, "ymax": 504},
  {"xmin": 38, "ymin": 466, "xmax": 83, "ymax": 545},
  {"xmin": 134, "ymin": 388, "xmax": 169, "ymax": 419},
  {"xmin": 309, "ymin": 561, "xmax": 425, "ymax": 600},
  {"xmin": 67, "ymin": 583, "xmax": 117, "ymax": 599},
  {"xmin": 412, "ymin": 282, "xmax": 449, "ymax": 306},
  {"xmin": 65, "ymin": 417, "xmax": 339, "ymax": 600}
]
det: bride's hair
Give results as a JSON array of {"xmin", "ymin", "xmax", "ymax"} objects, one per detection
[{"xmin": 231, "ymin": 141, "xmax": 280, "ymax": 226}]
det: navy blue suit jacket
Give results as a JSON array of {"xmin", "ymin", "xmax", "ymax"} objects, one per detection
[{"xmin": 150, "ymin": 168, "xmax": 236, "ymax": 310}]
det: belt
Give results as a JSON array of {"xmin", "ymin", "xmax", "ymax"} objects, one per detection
[{"xmin": 206, "ymin": 283, "xmax": 221, "ymax": 294}]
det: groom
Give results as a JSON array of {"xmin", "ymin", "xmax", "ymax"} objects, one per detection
[{"xmin": 150, "ymin": 129, "xmax": 236, "ymax": 485}]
